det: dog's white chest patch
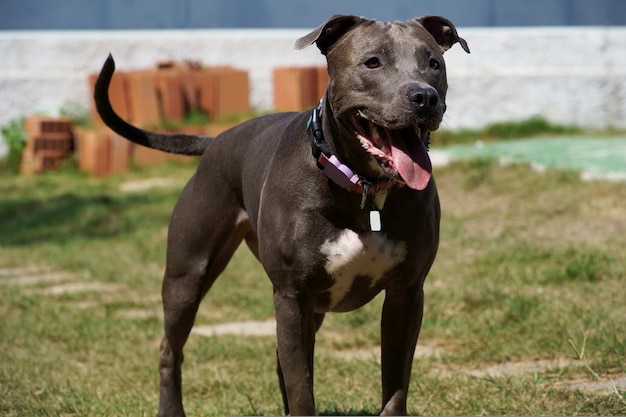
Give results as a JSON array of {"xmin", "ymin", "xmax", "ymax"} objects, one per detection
[{"xmin": 319, "ymin": 229, "xmax": 407, "ymax": 310}]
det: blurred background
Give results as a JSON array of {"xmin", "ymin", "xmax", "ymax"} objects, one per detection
[{"xmin": 1, "ymin": 0, "xmax": 626, "ymax": 164}]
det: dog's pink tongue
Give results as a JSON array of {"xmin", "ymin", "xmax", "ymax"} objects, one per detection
[{"xmin": 389, "ymin": 133, "xmax": 432, "ymax": 190}]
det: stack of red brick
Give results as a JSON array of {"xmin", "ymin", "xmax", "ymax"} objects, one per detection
[
  {"xmin": 18, "ymin": 63, "xmax": 331, "ymax": 177},
  {"xmin": 273, "ymin": 66, "xmax": 328, "ymax": 112},
  {"xmin": 73, "ymin": 61, "xmax": 250, "ymax": 177},
  {"xmin": 20, "ymin": 117, "xmax": 75, "ymax": 174}
]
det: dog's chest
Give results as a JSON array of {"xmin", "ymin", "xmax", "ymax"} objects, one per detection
[{"xmin": 318, "ymin": 229, "xmax": 407, "ymax": 312}]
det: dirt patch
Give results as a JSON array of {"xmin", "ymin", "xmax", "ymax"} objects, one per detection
[
  {"xmin": 0, "ymin": 266, "xmax": 122, "ymax": 295},
  {"xmin": 190, "ymin": 318, "xmax": 446, "ymax": 362},
  {"xmin": 0, "ymin": 266, "xmax": 46, "ymax": 276},
  {"xmin": 464, "ymin": 358, "xmax": 626, "ymax": 397},
  {"xmin": 330, "ymin": 344, "xmax": 442, "ymax": 363},
  {"xmin": 119, "ymin": 177, "xmax": 179, "ymax": 193},
  {"xmin": 465, "ymin": 357, "xmax": 576, "ymax": 378},
  {"xmin": 0, "ymin": 268, "xmax": 75, "ymax": 286},
  {"xmin": 193, "ymin": 320, "xmax": 276, "ymax": 337},
  {"xmin": 558, "ymin": 376, "xmax": 626, "ymax": 393},
  {"xmin": 32, "ymin": 281, "xmax": 122, "ymax": 296},
  {"xmin": 116, "ymin": 308, "xmax": 162, "ymax": 320}
]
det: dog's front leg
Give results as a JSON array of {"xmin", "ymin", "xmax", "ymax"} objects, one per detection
[
  {"xmin": 273, "ymin": 287, "xmax": 318, "ymax": 416},
  {"xmin": 380, "ymin": 286, "xmax": 424, "ymax": 416}
]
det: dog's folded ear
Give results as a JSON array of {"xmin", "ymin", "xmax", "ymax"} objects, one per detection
[
  {"xmin": 295, "ymin": 15, "xmax": 366, "ymax": 55},
  {"xmin": 416, "ymin": 15, "xmax": 470, "ymax": 54}
]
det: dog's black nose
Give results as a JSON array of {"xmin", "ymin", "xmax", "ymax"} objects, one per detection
[{"xmin": 407, "ymin": 84, "xmax": 439, "ymax": 108}]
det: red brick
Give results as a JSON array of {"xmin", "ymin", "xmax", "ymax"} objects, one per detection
[
  {"xmin": 21, "ymin": 116, "xmax": 74, "ymax": 174},
  {"xmin": 24, "ymin": 116, "xmax": 72, "ymax": 137},
  {"xmin": 124, "ymin": 70, "xmax": 161, "ymax": 128},
  {"xmin": 156, "ymin": 68, "xmax": 185, "ymax": 122},
  {"xmin": 19, "ymin": 151, "xmax": 40, "ymax": 175},
  {"xmin": 179, "ymin": 68, "xmax": 200, "ymax": 111},
  {"xmin": 108, "ymin": 133, "xmax": 133, "ymax": 175},
  {"xmin": 33, "ymin": 135, "xmax": 72, "ymax": 151},
  {"xmin": 191, "ymin": 70, "xmax": 210, "ymax": 117},
  {"xmin": 40, "ymin": 152, "xmax": 68, "ymax": 171},
  {"xmin": 213, "ymin": 69, "xmax": 249, "ymax": 119},
  {"xmin": 75, "ymin": 127, "xmax": 135, "ymax": 178},
  {"xmin": 273, "ymin": 67, "xmax": 320, "ymax": 112},
  {"xmin": 273, "ymin": 67, "xmax": 301, "ymax": 111},
  {"xmin": 192, "ymin": 67, "xmax": 225, "ymax": 119},
  {"xmin": 192, "ymin": 67, "xmax": 249, "ymax": 121},
  {"xmin": 74, "ymin": 128, "xmax": 96, "ymax": 175},
  {"xmin": 74, "ymin": 128, "xmax": 111, "ymax": 177}
]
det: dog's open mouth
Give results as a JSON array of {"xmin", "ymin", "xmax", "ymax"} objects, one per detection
[{"xmin": 352, "ymin": 113, "xmax": 433, "ymax": 191}]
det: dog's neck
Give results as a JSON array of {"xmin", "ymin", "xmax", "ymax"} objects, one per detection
[{"xmin": 307, "ymin": 97, "xmax": 402, "ymax": 206}]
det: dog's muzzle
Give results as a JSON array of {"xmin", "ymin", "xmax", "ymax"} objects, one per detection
[{"xmin": 352, "ymin": 113, "xmax": 433, "ymax": 191}]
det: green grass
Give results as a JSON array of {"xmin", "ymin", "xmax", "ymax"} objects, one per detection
[
  {"xmin": 1, "ymin": 117, "xmax": 26, "ymax": 174},
  {"xmin": 432, "ymin": 115, "xmax": 595, "ymax": 146},
  {"xmin": 0, "ymin": 158, "xmax": 625, "ymax": 416}
]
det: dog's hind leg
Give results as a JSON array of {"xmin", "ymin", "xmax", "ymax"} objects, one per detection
[{"xmin": 157, "ymin": 179, "xmax": 251, "ymax": 417}]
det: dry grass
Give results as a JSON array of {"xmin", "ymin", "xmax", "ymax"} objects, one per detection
[{"xmin": 0, "ymin": 158, "xmax": 624, "ymax": 416}]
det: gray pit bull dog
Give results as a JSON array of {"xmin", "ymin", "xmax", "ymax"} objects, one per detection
[{"xmin": 94, "ymin": 14, "xmax": 469, "ymax": 416}]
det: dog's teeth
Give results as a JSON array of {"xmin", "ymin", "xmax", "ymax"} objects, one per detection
[{"xmin": 370, "ymin": 123, "xmax": 381, "ymax": 140}]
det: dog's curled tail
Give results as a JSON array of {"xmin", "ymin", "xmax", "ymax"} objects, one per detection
[{"xmin": 94, "ymin": 54, "xmax": 211, "ymax": 156}]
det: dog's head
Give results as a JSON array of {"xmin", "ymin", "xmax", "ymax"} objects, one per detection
[{"xmin": 296, "ymin": 15, "xmax": 469, "ymax": 190}]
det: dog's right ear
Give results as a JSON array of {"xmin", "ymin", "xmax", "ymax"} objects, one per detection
[{"xmin": 295, "ymin": 15, "xmax": 365, "ymax": 55}]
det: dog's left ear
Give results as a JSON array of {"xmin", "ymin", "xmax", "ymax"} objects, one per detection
[
  {"xmin": 295, "ymin": 15, "xmax": 366, "ymax": 55},
  {"xmin": 416, "ymin": 15, "xmax": 470, "ymax": 53}
]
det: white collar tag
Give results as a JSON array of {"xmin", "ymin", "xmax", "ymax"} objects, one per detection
[{"xmin": 369, "ymin": 210, "xmax": 382, "ymax": 232}]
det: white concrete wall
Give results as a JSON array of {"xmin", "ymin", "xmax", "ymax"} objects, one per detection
[
  {"xmin": 443, "ymin": 27, "xmax": 626, "ymax": 131},
  {"xmin": 1, "ymin": 27, "xmax": 626, "ymax": 155}
]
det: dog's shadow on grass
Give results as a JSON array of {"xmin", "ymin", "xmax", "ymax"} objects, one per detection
[
  {"xmin": 240, "ymin": 409, "xmax": 379, "ymax": 416},
  {"xmin": 0, "ymin": 190, "xmax": 176, "ymax": 246}
]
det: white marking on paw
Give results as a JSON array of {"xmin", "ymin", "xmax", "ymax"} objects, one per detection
[{"xmin": 320, "ymin": 229, "xmax": 406, "ymax": 309}]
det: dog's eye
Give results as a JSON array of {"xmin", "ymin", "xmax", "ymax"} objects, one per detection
[
  {"xmin": 429, "ymin": 58, "xmax": 441, "ymax": 70},
  {"xmin": 364, "ymin": 57, "xmax": 381, "ymax": 69}
]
